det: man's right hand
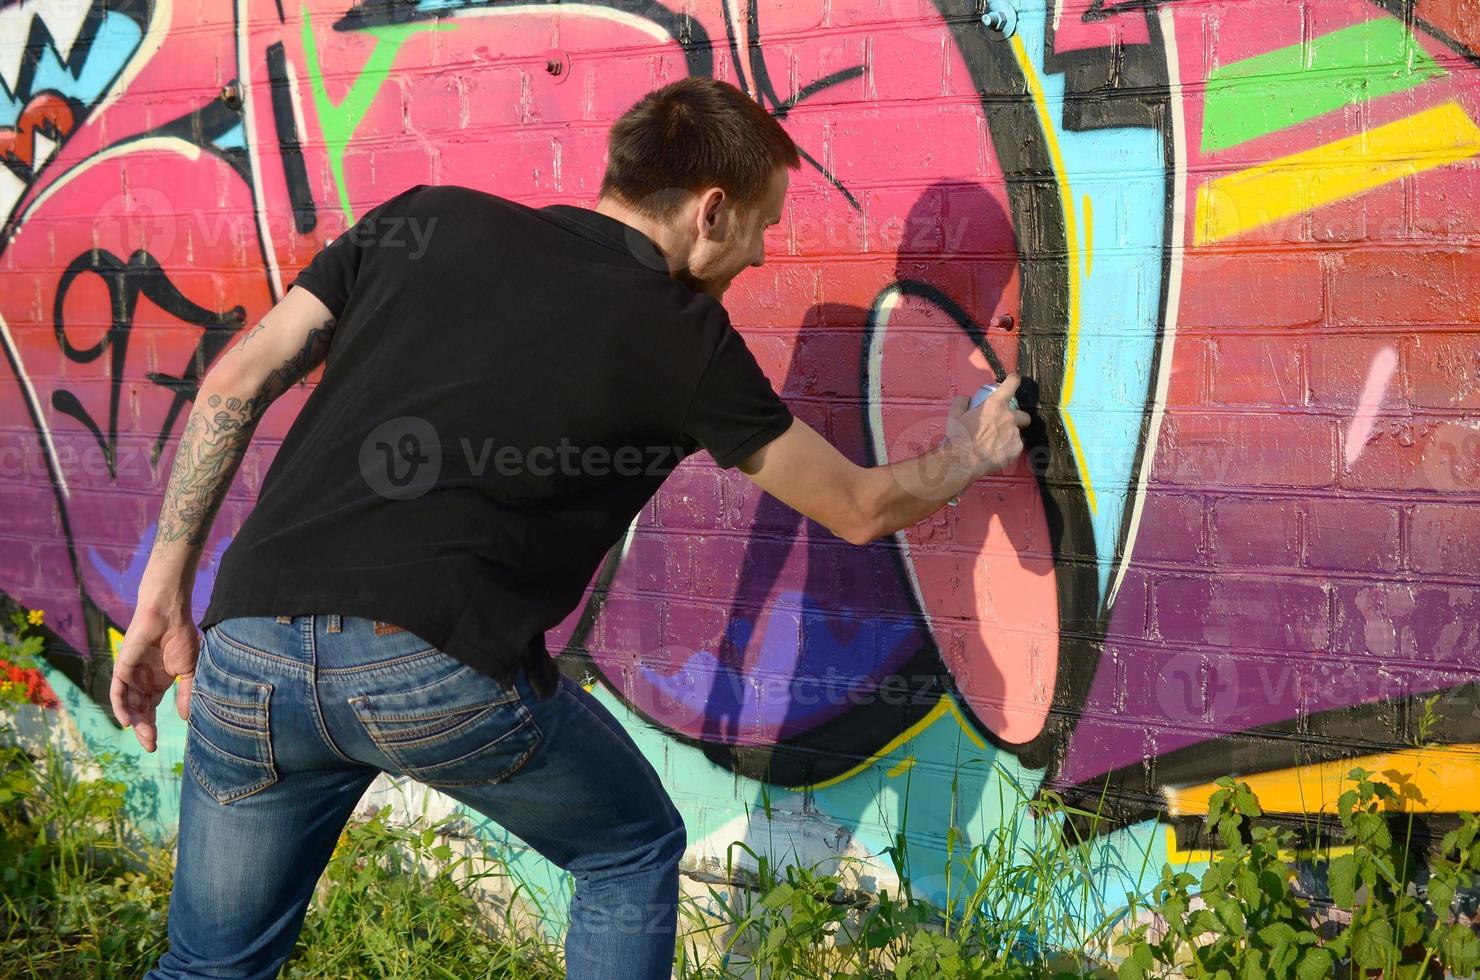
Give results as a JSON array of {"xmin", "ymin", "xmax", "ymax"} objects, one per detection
[
  {"xmin": 734, "ymin": 372, "xmax": 1034, "ymax": 547},
  {"xmin": 946, "ymin": 372, "xmax": 1031, "ymax": 479}
]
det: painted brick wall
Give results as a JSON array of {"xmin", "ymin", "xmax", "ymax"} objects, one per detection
[{"xmin": 1, "ymin": 0, "xmax": 1476, "ymax": 925}]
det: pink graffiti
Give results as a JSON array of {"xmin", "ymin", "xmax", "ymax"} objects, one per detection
[{"xmin": 1052, "ymin": 3, "xmax": 1480, "ymax": 790}]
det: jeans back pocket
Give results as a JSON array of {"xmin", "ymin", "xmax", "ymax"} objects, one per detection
[
  {"xmin": 348, "ymin": 661, "xmax": 542, "ymax": 788},
  {"xmin": 186, "ymin": 630, "xmax": 278, "ymax": 805}
]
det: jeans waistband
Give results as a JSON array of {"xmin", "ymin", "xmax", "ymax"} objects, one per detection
[{"xmin": 211, "ymin": 614, "xmax": 551, "ymax": 698}]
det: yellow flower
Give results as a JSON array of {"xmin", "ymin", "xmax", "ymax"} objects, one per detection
[{"xmin": 26, "ymin": 609, "xmax": 43, "ymax": 626}]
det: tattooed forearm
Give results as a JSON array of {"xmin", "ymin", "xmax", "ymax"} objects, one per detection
[
  {"xmin": 216, "ymin": 312, "xmax": 336, "ymax": 386},
  {"xmin": 152, "ymin": 395, "xmax": 257, "ymax": 549},
  {"xmin": 257, "ymin": 316, "xmax": 337, "ymax": 401},
  {"xmin": 229, "ymin": 319, "xmax": 269, "ymax": 352},
  {"xmin": 151, "ymin": 316, "xmax": 336, "ymax": 553}
]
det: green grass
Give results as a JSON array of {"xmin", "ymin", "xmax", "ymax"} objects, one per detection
[
  {"xmin": 3, "ymin": 704, "xmax": 1476, "ymax": 978},
  {"xmin": 0, "ymin": 710, "xmax": 1125, "ymax": 978},
  {"xmin": 2, "ymin": 605, "xmax": 1474, "ymax": 979}
]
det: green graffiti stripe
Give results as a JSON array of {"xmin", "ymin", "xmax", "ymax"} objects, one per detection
[
  {"xmin": 299, "ymin": 3, "xmax": 457, "ymax": 223},
  {"xmin": 1202, "ymin": 18, "xmax": 1446, "ymax": 154}
]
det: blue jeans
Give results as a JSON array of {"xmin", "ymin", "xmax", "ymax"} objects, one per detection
[{"xmin": 144, "ymin": 613, "xmax": 685, "ymax": 979}]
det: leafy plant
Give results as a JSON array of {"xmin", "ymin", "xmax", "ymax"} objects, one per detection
[
  {"xmin": 1114, "ymin": 776, "xmax": 1333, "ymax": 979},
  {"xmin": 0, "ymin": 718, "xmax": 171, "ymax": 975},
  {"xmin": 1116, "ymin": 693, "xmax": 1480, "ymax": 979},
  {"xmin": 3, "ymin": 607, "xmax": 1473, "ymax": 980},
  {"xmin": 282, "ymin": 803, "xmax": 565, "ymax": 978},
  {"xmin": 0, "ymin": 606, "xmax": 50, "ymax": 708},
  {"xmin": 676, "ymin": 756, "xmax": 1124, "ymax": 978}
]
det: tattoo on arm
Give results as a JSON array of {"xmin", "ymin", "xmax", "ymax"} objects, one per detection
[
  {"xmin": 230, "ymin": 319, "xmax": 268, "ymax": 352},
  {"xmin": 152, "ymin": 316, "xmax": 336, "ymax": 551}
]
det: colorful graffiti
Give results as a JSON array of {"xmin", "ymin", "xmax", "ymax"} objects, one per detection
[{"xmin": 1, "ymin": 0, "xmax": 1477, "ymax": 931}]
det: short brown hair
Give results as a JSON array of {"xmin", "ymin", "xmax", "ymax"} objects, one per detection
[{"xmin": 599, "ymin": 77, "xmax": 801, "ymax": 222}]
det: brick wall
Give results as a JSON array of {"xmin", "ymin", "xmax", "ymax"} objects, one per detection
[{"xmin": 0, "ymin": 0, "xmax": 1476, "ymax": 916}]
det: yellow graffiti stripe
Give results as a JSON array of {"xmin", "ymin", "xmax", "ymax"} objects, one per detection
[
  {"xmin": 1082, "ymin": 193, "xmax": 1093, "ymax": 279},
  {"xmin": 1165, "ymin": 743, "xmax": 1480, "ymax": 817},
  {"xmin": 1195, "ymin": 101, "xmax": 1480, "ymax": 245},
  {"xmin": 796, "ymin": 694, "xmax": 988, "ymax": 792},
  {"xmin": 1165, "ymin": 825, "xmax": 1354, "ymax": 865},
  {"xmin": 1009, "ymin": 35, "xmax": 1096, "ymax": 515}
]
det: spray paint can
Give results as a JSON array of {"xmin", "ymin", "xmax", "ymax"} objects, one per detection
[
  {"xmin": 948, "ymin": 380, "xmax": 1019, "ymax": 507},
  {"xmin": 966, "ymin": 380, "xmax": 1018, "ymax": 412}
]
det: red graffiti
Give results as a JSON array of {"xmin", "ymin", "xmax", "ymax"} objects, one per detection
[{"xmin": 0, "ymin": 93, "xmax": 75, "ymax": 174}]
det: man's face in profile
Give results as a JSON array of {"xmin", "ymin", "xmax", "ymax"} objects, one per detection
[{"xmin": 679, "ymin": 166, "xmax": 788, "ymax": 301}]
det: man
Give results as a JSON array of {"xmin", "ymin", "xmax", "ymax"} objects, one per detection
[{"xmin": 114, "ymin": 76, "xmax": 1028, "ymax": 978}]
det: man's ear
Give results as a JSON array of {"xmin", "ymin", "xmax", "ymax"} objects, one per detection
[{"xmin": 697, "ymin": 187, "xmax": 729, "ymax": 241}]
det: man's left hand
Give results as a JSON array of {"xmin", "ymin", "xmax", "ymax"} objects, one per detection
[{"xmin": 110, "ymin": 606, "xmax": 199, "ymax": 753}]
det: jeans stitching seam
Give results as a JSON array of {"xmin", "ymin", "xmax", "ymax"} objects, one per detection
[
  {"xmin": 187, "ymin": 749, "xmax": 275, "ymax": 805},
  {"xmin": 190, "ymin": 685, "xmax": 261, "ymax": 711},
  {"xmin": 262, "ymin": 679, "xmax": 276, "ymax": 779},
  {"xmin": 212, "ymin": 625, "xmax": 305, "ymax": 672},
  {"xmin": 194, "ymin": 641, "xmax": 273, "ymax": 740},
  {"xmin": 352, "ymin": 698, "xmax": 543, "ymax": 785},
  {"xmin": 191, "ymin": 695, "xmax": 265, "ymax": 738},
  {"xmin": 315, "ymin": 726, "xmax": 361, "ymax": 767},
  {"xmin": 286, "ymin": 620, "xmax": 372, "ymax": 768},
  {"xmin": 301, "ymin": 623, "xmax": 364, "ymax": 766},
  {"xmin": 186, "ymin": 709, "xmax": 277, "ymax": 804},
  {"xmin": 359, "ymin": 702, "xmax": 500, "ymax": 747},
  {"xmin": 205, "ymin": 632, "xmax": 288, "ymax": 690},
  {"xmin": 418, "ymin": 707, "xmax": 544, "ymax": 787},
  {"xmin": 308, "ymin": 683, "xmax": 361, "ymax": 766},
  {"xmin": 430, "ymin": 730, "xmax": 543, "ymax": 787},
  {"xmin": 189, "ymin": 719, "xmax": 267, "ymax": 767},
  {"xmin": 196, "ymin": 636, "xmax": 297, "ymax": 781},
  {"xmin": 315, "ymin": 648, "xmax": 446, "ymax": 677},
  {"xmin": 354, "ymin": 698, "xmax": 521, "ymax": 756},
  {"xmin": 561, "ymin": 682, "xmax": 675, "ymax": 820},
  {"xmin": 352, "ymin": 687, "xmax": 521, "ymax": 724}
]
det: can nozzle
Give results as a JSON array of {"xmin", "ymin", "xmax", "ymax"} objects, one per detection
[
  {"xmin": 966, "ymin": 380, "xmax": 1018, "ymax": 412},
  {"xmin": 949, "ymin": 380, "xmax": 1020, "ymax": 507}
]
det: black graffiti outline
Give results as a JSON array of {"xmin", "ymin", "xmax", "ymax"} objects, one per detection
[
  {"xmin": 52, "ymin": 248, "xmax": 245, "ymax": 478},
  {"xmin": 0, "ymin": 0, "xmax": 132, "ymax": 133},
  {"xmin": 1027, "ymin": 0, "xmax": 1480, "ymax": 841},
  {"xmin": 720, "ymin": 0, "xmax": 865, "ymax": 210}
]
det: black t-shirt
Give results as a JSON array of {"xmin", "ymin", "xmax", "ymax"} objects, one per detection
[{"xmin": 199, "ymin": 183, "xmax": 794, "ymax": 693}]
